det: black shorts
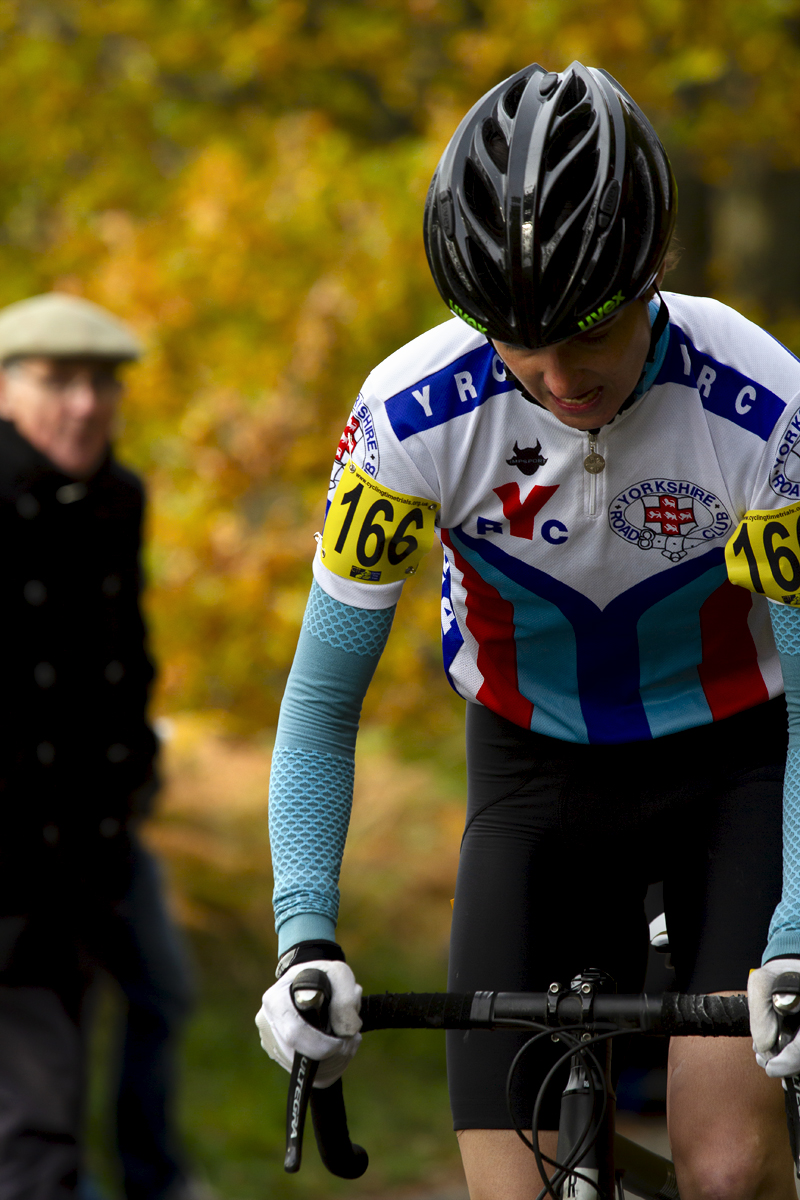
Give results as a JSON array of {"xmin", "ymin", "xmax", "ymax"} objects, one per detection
[{"xmin": 447, "ymin": 698, "xmax": 787, "ymax": 1130}]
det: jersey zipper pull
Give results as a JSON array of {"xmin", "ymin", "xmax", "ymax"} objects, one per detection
[
  {"xmin": 584, "ymin": 432, "xmax": 606, "ymax": 476},
  {"xmin": 583, "ymin": 431, "xmax": 605, "ymax": 517}
]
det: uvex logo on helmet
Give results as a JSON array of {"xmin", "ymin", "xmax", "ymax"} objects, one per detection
[
  {"xmin": 577, "ymin": 291, "xmax": 625, "ymax": 333},
  {"xmin": 448, "ymin": 299, "xmax": 488, "ymax": 335}
]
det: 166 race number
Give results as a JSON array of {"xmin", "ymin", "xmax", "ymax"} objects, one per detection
[
  {"xmin": 725, "ymin": 500, "xmax": 800, "ymax": 604},
  {"xmin": 320, "ymin": 462, "xmax": 440, "ymax": 585}
]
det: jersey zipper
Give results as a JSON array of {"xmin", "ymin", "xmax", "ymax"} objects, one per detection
[{"xmin": 583, "ymin": 431, "xmax": 606, "ymax": 517}]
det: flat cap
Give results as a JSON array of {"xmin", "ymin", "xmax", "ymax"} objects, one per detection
[{"xmin": 0, "ymin": 293, "xmax": 142, "ymax": 362}]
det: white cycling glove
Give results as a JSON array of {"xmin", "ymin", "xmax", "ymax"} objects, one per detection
[
  {"xmin": 255, "ymin": 959, "xmax": 363, "ymax": 1089},
  {"xmin": 749, "ymin": 957, "xmax": 800, "ymax": 1076}
]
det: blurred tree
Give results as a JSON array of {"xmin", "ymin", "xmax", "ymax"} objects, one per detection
[{"xmin": 0, "ymin": 0, "xmax": 799, "ymax": 736}]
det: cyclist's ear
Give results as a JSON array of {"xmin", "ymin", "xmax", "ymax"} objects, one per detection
[{"xmin": 645, "ymin": 263, "xmax": 669, "ymax": 303}]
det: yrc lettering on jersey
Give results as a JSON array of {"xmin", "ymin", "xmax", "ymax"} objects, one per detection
[
  {"xmin": 770, "ymin": 407, "xmax": 800, "ymax": 499},
  {"xmin": 328, "ymin": 396, "xmax": 380, "ymax": 503},
  {"xmin": 608, "ymin": 480, "xmax": 731, "ymax": 562},
  {"xmin": 659, "ymin": 330, "xmax": 785, "ymax": 441},
  {"xmin": 321, "ymin": 462, "xmax": 440, "ymax": 585},
  {"xmin": 726, "ymin": 500, "xmax": 800, "ymax": 604},
  {"xmin": 385, "ymin": 343, "xmax": 514, "ymax": 442}
]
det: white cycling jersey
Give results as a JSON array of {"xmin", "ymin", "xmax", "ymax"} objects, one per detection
[{"xmin": 314, "ymin": 292, "xmax": 800, "ymax": 744}]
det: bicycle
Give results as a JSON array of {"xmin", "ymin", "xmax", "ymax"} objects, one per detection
[{"xmin": 280, "ymin": 966, "xmax": 800, "ymax": 1200}]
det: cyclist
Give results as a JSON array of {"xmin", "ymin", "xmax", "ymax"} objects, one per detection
[{"xmin": 257, "ymin": 62, "xmax": 800, "ymax": 1199}]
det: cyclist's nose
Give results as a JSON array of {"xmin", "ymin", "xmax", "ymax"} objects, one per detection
[{"xmin": 538, "ymin": 348, "xmax": 591, "ymax": 400}]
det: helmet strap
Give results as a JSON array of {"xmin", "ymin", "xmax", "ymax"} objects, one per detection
[
  {"xmin": 614, "ymin": 289, "xmax": 671, "ymax": 417},
  {"xmin": 647, "ymin": 289, "xmax": 670, "ymax": 363}
]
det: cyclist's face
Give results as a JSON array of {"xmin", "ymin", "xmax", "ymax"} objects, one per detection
[{"xmin": 493, "ymin": 296, "xmax": 653, "ymax": 431}]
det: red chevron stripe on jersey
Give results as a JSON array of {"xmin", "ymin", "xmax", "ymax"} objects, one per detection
[
  {"xmin": 441, "ymin": 530, "xmax": 534, "ymax": 729},
  {"xmin": 698, "ymin": 580, "xmax": 768, "ymax": 720}
]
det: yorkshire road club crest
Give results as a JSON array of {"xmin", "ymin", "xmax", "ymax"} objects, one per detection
[
  {"xmin": 770, "ymin": 406, "xmax": 800, "ymax": 499},
  {"xmin": 608, "ymin": 479, "xmax": 731, "ymax": 562},
  {"xmin": 328, "ymin": 396, "xmax": 380, "ymax": 500}
]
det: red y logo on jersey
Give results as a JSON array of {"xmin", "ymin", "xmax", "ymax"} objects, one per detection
[{"xmin": 493, "ymin": 483, "xmax": 559, "ymax": 539}]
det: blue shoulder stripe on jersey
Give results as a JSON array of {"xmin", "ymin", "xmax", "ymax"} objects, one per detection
[
  {"xmin": 450, "ymin": 524, "xmax": 725, "ymax": 744},
  {"xmin": 385, "ymin": 342, "xmax": 515, "ymax": 442},
  {"xmin": 657, "ymin": 324, "xmax": 785, "ymax": 441}
]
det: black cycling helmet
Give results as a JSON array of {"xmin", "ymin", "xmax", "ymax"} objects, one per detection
[{"xmin": 424, "ymin": 61, "xmax": 676, "ymax": 348}]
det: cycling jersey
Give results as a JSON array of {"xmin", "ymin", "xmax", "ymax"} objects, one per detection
[
  {"xmin": 270, "ymin": 291, "xmax": 800, "ymax": 965},
  {"xmin": 314, "ymin": 292, "xmax": 800, "ymax": 744}
]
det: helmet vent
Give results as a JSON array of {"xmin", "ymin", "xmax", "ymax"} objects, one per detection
[
  {"xmin": 555, "ymin": 73, "xmax": 587, "ymax": 116},
  {"xmin": 503, "ymin": 77, "xmax": 527, "ymax": 118},
  {"xmin": 544, "ymin": 106, "xmax": 596, "ymax": 172},
  {"xmin": 439, "ymin": 190, "xmax": 455, "ymax": 238},
  {"xmin": 540, "ymin": 208, "xmax": 595, "ymax": 323},
  {"xmin": 464, "ymin": 158, "xmax": 505, "ymax": 241},
  {"xmin": 628, "ymin": 100, "xmax": 671, "ymax": 197},
  {"xmin": 630, "ymin": 145, "xmax": 656, "ymax": 278},
  {"xmin": 482, "ymin": 117, "xmax": 509, "ymax": 173},
  {"xmin": 540, "ymin": 143, "xmax": 599, "ymax": 239},
  {"xmin": 442, "ymin": 230, "xmax": 476, "ymax": 295},
  {"xmin": 467, "ymin": 237, "xmax": 511, "ymax": 323},
  {"xmin": 577, "ymin": 223, "xmax": 625, "ymax": 315}
]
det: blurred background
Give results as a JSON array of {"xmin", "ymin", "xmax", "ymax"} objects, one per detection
[{"xmin": 5, "ymin": 0, "xmax": 800, "ymax": 1194}]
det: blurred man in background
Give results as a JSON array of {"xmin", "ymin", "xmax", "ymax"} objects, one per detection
[{"xmin": 0, "ymin": 294, "xmax": 193, "ymax": 1200}]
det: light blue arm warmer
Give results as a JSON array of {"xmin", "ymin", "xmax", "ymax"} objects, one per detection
[
  {"xmin": 763, "ymin": 601, "xmax": 800, "ymax": 962},
  {"xmin": 270, "ymin": 580, "xmax": 395, "ymax": 954}
]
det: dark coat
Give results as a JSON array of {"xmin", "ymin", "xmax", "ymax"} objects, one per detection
[{"xmin": 0, "ymin": 418, "xmax": 158, "ymax": 909}]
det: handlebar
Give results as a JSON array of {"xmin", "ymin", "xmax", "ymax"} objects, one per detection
[
  {"xmin": 284, "ymin": 982, "xmax": 752, "ymax": 1178},
  {"xmin": 358, "ymin": 989, "xmax": 751, "ymax": 1037}
]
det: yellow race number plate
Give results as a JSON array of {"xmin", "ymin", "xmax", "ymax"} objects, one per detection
[
  {"xmin": 726, "ymin": 500, "xmax": 800, "ymax": 604},
  {"xmin": 321, "ymin": 463, "xmax": 440, "ymax": 585}
]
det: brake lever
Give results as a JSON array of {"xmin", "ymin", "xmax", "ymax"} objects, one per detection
[
  {"xmin": 283, "ymin": 967, "xmax": 369, "ymax": 1178},
  {"xmin": 772, "ymin": 971, "xmax": 800, "ymax": 1179},
  {"xmin": 283, "ymin": 969, "xmax": 332, "ymax": 1173}
]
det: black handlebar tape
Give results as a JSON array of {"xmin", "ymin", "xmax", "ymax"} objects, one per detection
[
  {"xmin": 284, "ymin": 1051, "xmax": 318, "ymax": 1173},
  {"xmin": 310, "ymin": 1078, "xmax": 369, "ymax": 1179},
  {"xmin": 358, "ymin": 991, "xmax": 751, "ymax": 1035},
  {"xmin": 359, "ymin": 992, "xmax": 477, "ymax": 1032},
  {"xmin": 660, "ymin": 993, "xmax": 750, "ymax": 1037}
]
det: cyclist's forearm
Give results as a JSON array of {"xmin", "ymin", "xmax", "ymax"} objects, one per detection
[
  {"xmin": 270, "ymin": 580, "xmax": 395, "ymax": 953},
  {"xmin": 763, "ymin": 601, "xmax": 800, "ymax": 962}
]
